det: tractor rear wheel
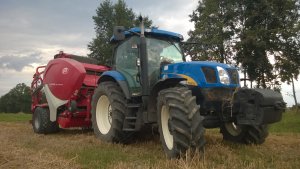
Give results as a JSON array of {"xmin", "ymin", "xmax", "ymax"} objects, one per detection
[
  {"xmin": 32, "ymin": 107, "xmax": 59, "ymax": 134},
  {"xmin": 157, "ymin": 87, "xmax": 205, "ymax": 158},
  {"xmin": 220, "ymin": 123, "xmax": 269, "ymax": 144},
  {"xmin": 91, "ymin": 81, "xmax": 131, "ymax": 143}
]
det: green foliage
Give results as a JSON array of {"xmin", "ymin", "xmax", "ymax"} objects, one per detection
[
  {"xmin": 235, "ymin": 0, "xmax": 300, "ymax": 88},
  {"xmin": 187, "ymin": 0, "xmax": 236, "ymax": 63},
  {"xmin": 188, "ymin": 0, "xmax": 300, "ymax": 89},
  {"xmin": 88, "ymin": 0, "xmax": 152, "ymax": 64},
  {"xmin": 0, "ymin": 83, "xmax": 31, "ymax": 113}
]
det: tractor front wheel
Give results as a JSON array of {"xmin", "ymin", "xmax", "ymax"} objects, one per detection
[
  {"xmin": 220, "ymin": 123, "xmax": 269, "ymax": 144},
  {"xmin": 157, "ymin": 87, "xmax": 205, "ymax": 158},
  {"xmin": 91, "ymin": 81, "xmax": 131, "ymax": 143},
  {"xmin": 32, "ymin": 107, "xmax": 59, "ymax": 134}
]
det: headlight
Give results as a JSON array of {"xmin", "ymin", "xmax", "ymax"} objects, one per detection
[{"xmin": 217, "ymin": 66, "xmax": 230, "ymax": 85}]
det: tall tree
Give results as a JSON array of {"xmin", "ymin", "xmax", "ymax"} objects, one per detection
[
  {"xmin": 88, "ymin": 0, "xmax": 152, "ymax": 64},
  {"xmin": 187, "ymin": 0, "xmax": 237, "ymax": 63},
  {"xmin": 188, "ymin": 0, "xmax": 300, "ymax": 89},
  {"xmin": 0, "ymin": 83, "xmax": 31, "ymax": 113},
  {"xmin": 235, "ymin": 0, "xmax": 300, "ymax": 89}
]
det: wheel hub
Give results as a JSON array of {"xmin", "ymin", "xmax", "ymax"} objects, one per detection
[
  {"xmin": 34, "ymin": 115, "xmax": 40, "ymax": 129},
  {"xmin": 225, "ymin": 122, "xmax": 242, "ymax": 136},
  {"xmin": 108, "ymin": 105, "xmax": 112, "ymax": 124},
  {"xmin": 161, "ymin": 105, "xmax": 174, "ymax": 150},
  {"xmin": 96, "ymin": 95, "xmax": 112, "ymax": 134}
]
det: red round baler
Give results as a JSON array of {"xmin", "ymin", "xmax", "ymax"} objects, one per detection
[{"xmin": 31, "ymin": 52, "xmax": 110, "ymax": 129}]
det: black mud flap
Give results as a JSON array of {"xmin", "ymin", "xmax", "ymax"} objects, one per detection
[{"xmin": 233, "ymin": 88, "xmax": 285, "ymax": 125}]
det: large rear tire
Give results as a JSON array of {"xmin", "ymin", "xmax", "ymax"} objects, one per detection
[
  {"xmin": 32, "ymin": 107, "xmax": 59, "ymax": 134},
  {"xmin": 157, "ymin": 87, "xmax": 205, "ymax": 158},
  {"xmin": 91, "ymin": 81, "xmax": 131, "ymax": 143},
  {"xmin": 220, "ymin": 123, "xmax": 269, "ymax": 144}
]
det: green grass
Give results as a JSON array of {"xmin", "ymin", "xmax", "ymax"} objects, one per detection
[
  {"xmin": 75, "ymin": 145, "xmax": 131, "ymax": 169},
  {"xmin": 0, "ymin": 113, "xmax": 31, "ymax": 122},
  {"xmin": 269, "ymin": 109, "xmax": 300, "ymax": 133},
  {"xmin": 63, "ymin": 140, "xmax": 164, "ymax": 169}
]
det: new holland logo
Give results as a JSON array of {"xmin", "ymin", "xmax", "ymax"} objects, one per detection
[{"xmin": 62, "ymin": 67, "xmax": 69, "ymax": 75}]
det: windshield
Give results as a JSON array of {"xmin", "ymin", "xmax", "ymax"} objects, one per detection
[
  {"xmin": 146, "ymin": 37, "xmax": 184, "ymax": 87},
  {"xmin": 146, "ymin": 38, "xmax": 184, "ymax": 64}
]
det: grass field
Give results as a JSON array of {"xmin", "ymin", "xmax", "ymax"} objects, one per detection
[
  {"xmin": 0, "ymin": 110, "xmax": 299, "ymax": 169},
  {"xmin": 0, "ymin": 113, "xmax": 32, "ymax": 122}
]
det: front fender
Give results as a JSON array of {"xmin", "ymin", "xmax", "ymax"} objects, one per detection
[
  {"xmin": 98, "ymin": 71, "xmax": 130, "ymax": 99},
  {"xmin": 146, "ymin": 77, "xmax": 185, "ymax": 123}
]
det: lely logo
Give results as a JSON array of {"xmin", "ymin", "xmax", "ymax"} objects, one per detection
[{"xmin": 62, "ymin": 67, "xmax": 69, "ymax": 75}]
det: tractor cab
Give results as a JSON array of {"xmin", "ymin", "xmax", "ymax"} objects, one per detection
[{"xmin": 110, "ymin": 27, "xmax": 185, "ymax": 96}]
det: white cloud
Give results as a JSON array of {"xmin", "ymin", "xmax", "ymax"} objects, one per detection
[
  {"xmin": 125, "ymin": 0, "xmax": 197, "ymax": 39},
  {"xmin": 0, "ymin": 68, "xmax": 33, "ymax": 96},
  {"xmin": 0, "ymin": 52, "xmax": 41, "ymax": 71}
]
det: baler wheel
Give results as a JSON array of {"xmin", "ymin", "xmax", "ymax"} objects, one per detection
[
  {"xmin": 157, "ymin": 87, "xmax": 205, "ymax": 158},
  {"xmin": 92, "ymin": 81, "xmax": 131, "ymax": 143},
  {"xmin": 220, "ymin": 123, "xmax": 269, "ymax": 144},
  {"xmin": 32, "ymin": 107, "xmax": 59, "ymax": 134}
]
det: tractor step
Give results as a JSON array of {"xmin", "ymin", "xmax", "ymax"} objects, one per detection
[
  {"xmin": 123, "ymin": 116, "xmax": 138, "ymax": 131},
  {"xmin": 123, "ymin": 128, "xmax": 137, "ymax": 132},
  {"xmin": 125, "ymin": 117, "xmax": 137, "ymax": 120},
  {"xmin": 122, "ymin": 102, "xmax": 142, "ymax": 132},
  {"xmin": 126, "ymin": 103, "xmax": 141, "ymax": 108},
  {"xmin": 126, "ymin": 122, "xmax": 136, "ymax": 126}
]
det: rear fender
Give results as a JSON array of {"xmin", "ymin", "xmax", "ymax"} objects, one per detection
[
  {"xmin": 98, "ymin": 71, "xmax": 130, "ymax": 99},
  {"xmin": 32, "ymin": 104, "xmax": 49, "ymax": 113}
]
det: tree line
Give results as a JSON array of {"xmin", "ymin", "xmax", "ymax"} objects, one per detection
[{"xmin": 0, "ymin": 83, "xmax": 31, "ymax": 113}]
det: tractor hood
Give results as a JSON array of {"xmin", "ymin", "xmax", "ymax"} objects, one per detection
[{"xmin": 160, "ymin": 61, "xmax": 240, "ymax": 88}]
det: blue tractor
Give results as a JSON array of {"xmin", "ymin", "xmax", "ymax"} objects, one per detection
[{"xmin": 91, "ymin": 19, "xmax": 285, "ymax": 158}]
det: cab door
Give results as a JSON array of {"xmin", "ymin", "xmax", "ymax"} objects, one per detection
[{"xmin": 114, "ymin": 36, "xmax": 141, "ymax": 96}]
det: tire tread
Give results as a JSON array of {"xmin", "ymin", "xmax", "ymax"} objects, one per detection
[{"xmin": 157, "ymin": 87, "xmax": 205, "ymax": 158}]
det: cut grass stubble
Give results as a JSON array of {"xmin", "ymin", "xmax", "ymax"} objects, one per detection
[{"xmin": 0, "ymin": 110, "xmax": 299, "ymax": 168}]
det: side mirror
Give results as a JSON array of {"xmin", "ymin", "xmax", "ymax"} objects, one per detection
[{"xmin": 113, "ymin": 26, "xmax": 125, "ymax": 41}]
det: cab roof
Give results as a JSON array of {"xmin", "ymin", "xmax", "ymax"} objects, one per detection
[{"xmin": 110, "ymin": 27, "xmax": 184, "ymax": 43}]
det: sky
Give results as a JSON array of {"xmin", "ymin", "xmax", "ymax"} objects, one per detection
[{"xmin": 0, "ymin": 0, "xmax": 299, "ymax": 106}]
